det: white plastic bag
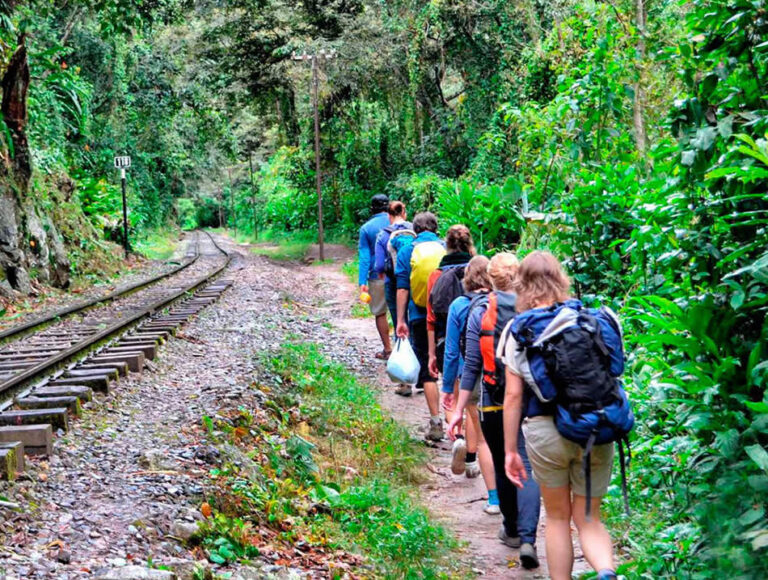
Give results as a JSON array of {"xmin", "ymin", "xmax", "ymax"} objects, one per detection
[{"xmin": 387, "ymin": 338, "xmax": 421, "ymax": 384}]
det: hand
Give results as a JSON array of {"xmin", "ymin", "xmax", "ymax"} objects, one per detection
[
  {"xmin": 442, "ymin": 392, "xmax": 455, "ymax": 412},
  {"xmin": 396, "ymin": 321, "xmax": 409, "ymax": 339},
  {"xmin": 505, "ymin": 451, "xmax": 527, "ymax": 489},
  {"xmin": 446, "ymin": 413, "xmax": 463, "ymax": 441},
  {"xmin": 360, "ymin": 284, "xmax": 369, "ymax": 293},
  {"xmin": 428, "ymin": 354, "xmax": 439, "ymax": 377}
]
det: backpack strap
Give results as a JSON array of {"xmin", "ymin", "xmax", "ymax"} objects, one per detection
[
  {"xmin": 618, "ymin": 436, "xmax": 631, "ymax": 516},
  {"xmin": 583, "ymin": 430, "xmax": 597, "ymax": 521}
]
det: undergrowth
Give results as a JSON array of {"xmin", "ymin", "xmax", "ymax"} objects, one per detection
[
  {"xmin": 133, "ymin": 229, "xmax": 180, "ymax": 261},
  {"xmin": 195, "ymin": 343, "xmax": 465, "ymax": 578}
]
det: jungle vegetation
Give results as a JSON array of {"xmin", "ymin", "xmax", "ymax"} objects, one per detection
[{"xmin": 0, "ymin": 0, "xmax": 766, "ymax": 576}]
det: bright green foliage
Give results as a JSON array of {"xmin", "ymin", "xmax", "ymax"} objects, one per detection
[{"xmin": 196, "ymin": 343, "xmax": 462, "ymax": 577}]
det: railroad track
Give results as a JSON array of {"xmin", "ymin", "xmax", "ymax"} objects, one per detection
[{"xmin": 0, "ymin": 230, "xmax": 236, "ymax": 479}]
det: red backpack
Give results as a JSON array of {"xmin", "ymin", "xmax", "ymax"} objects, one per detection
[{"xmin": 479, "ymin": 291, "xmax": 518, "ymax": 406}]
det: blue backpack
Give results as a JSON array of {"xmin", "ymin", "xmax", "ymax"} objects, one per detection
[{"xmin": 509, "ymin": 299, "xmax": 634, "ymax": 516}]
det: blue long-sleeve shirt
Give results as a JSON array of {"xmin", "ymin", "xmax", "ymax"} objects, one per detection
[
  {"xmin": 358, "ymin": 212, "xmax": 390, "ymax": 286},
  {"xmin": 460, "ymin": 302, "xmax": 486, "ymax": 396},
  {"xmin": 441, "ymin": 296, "xmax": 470, "ymax": 393},
  {"xmin": 395, "ymin": 231, "xmax": 441, "ymax": 323}
]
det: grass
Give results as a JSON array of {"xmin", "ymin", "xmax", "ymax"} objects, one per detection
[
  {"xmin": 194, "ymin": 343, "xmax": 467, "ymax": 578},
  {"xmin": 341, "ymin": 257, "xmax": 359, "ymax": 285},
  {"xmin": 250, "ymin": 241, "xmax": 312, "ymax": 261},
  {"xmin": 133, "ymin": 229, "xmax": 180, "ymax": 261}
]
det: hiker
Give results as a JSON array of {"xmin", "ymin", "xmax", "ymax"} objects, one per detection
[
  {"xmin": 501, "ymin": 251, "xmax": 628, "ymax": 580},
  {"xmin": 446, "ymin": 253, "xmax": 541, "ymax": 570},
  {"xmin": 358, "ymin": 194, "xmax": 392, "ymax": 360},
  {"xmin": 423, "ymin": 226, "xmax": 483, "ymax": 474},
  {"xmin": 395, "ymin": 212, "xmax": 445, "ymax": 438},
  {"xmin": 439, "ymin": 255, "xmax": 500, "ymax": 514},
  {"xmin": 373, "ymin": 201, "xmax": 414, "ymax": 332}
]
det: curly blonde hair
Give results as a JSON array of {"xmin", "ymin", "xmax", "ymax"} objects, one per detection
[
  {"xmin": 487, "ymin": 253, "xmax": 519, "ymax": 292},
  {"xmin": 513, "ymin": 251, "xmax": 570, "ymax": 312}
]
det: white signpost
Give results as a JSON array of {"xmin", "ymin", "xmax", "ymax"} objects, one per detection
[{"xmin": 114, "ymin": 156, "xmax": 131, "ymax": 258}]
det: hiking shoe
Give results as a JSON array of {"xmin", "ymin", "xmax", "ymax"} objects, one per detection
[
  {"xmin": 483, "ymin": 502, "xmax": 501, "ymax": 515},
  {"xmin": 395, "ymin": 384, "xmax": 412, "ymax": 397},
  {"xmin": 426, "ymin": 420, "xmax": 444, "ymax": 441},
  {"xmin": 498, "ymin": 526, "xmax": 521, "ymax": 548},
  {"xmin": 450, "ymin": 437, "xmax": 467, "ymax": 475},
  {"xmin": 465, "ymin": 460, "xmax": 480, "ymax": 478},
  {"xmin": 519, "ymin": 543, "xmax": 539, "ymax": 569}
]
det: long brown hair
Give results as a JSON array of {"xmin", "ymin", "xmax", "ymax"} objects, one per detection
[
  {"xmin": 463, "ymin": 255, "xmax": 491, "ymax": 292},
  {"xmin": 513, "ymin": 251, "xmax": 570, "ymax": 312}
]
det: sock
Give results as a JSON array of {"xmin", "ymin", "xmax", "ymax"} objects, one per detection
[
  {"xmin": 466, "ymin": 452, "xmax": 477, "ymax": 463},
  {"xmin": 487, "ymin": 489, "xmax": 499, "ymax": 506},
  {"xmin": 597, "ymin": 570, "xmax": 617, "ymax": 580},
  {"xmin": 430, "ymin": 415, "xmax": 440, "ymax": 425}
]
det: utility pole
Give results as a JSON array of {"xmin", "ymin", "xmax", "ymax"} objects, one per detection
[
  {"xmin": 228, "ymin": 166, "xmax": 236, "ymax": 240},
  {"xmin": 291, "ymin": 49, "xmax": 336, "ymax": 262},
  {"xmin": 114, "ymin": 155, "xmax": 131, "ymax": 259},
  {"xmin": 249, "ymin": 151, "xmax": 258, "ymax": 240}
]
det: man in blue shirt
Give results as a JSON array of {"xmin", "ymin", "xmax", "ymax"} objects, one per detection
[
  {"xmin": 358, "ymin": 194, "xmax": 392, "ymax": 359},
  {"xmin": 395, "ymin": 212, "xmax": 445, "ymax": 440}
]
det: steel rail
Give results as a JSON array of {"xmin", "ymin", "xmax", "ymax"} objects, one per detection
[
  {"xmin": 0, "ymin": 232, "xmax": 203, "ymax": 345},
  {"xmin": 0, "ymin": 230, "xmax": 231, "ymax": 404}
]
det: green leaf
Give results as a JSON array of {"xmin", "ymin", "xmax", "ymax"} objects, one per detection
[
  {"xmin": 746, "ymin": 401, "xmax": 768, "ymax": 413},
  {"xmin": 745, "ymin": 444, "xmax": 768, "ymax": 473}
]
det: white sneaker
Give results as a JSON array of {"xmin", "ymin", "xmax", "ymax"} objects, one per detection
[
  {"xmin": 450, "ymin": 437, "xmax": 467, "ymax": 475},
  {"xmin": 484, "ymin": 502, "xmax": 501, "ymax": 515},
  {"xmin": 465, "ymin": 460, "xmax": 480, "ymax": 478}
]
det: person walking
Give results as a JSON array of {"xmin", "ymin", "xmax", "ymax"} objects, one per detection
[
  {"xmin": 501, "ymin": 251, "xmax": 621, "ymax": 580},
  {"xmin": 358, "ymin": 194, "xmax": 393, "ymax": 360},
  {"xmin": 439, "ymin": 255, "xmax": 500, "ymax": 514},
  {"xmin": 374, "ymin": 201, "xmax": 414, "ymax": 332},
  {"xmin": 446, "ymin": 253, "xmax": 541, "ymax": 570},
  {"xmin": 424, "ymin": 226, "xmax": 482, "ymax": 478},
  {"xmin": 395, "ymin": 212, "xmax": 445, "ymax": 438}
]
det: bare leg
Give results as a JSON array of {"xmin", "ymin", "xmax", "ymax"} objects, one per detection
[
  {"xmin": 572, "ymin": 495, "xmax": 614, "ymax": 572},
  {"xmin": 540, "ymin": 485, "xmax": 574, "ymax": 580},
  {"xmin": 465, "ymin": 404, "xmax": 479, "ymax": 454},
  {"xmin": 423, "ymin": 380, "xmax": 439, "ymax": 416},
  {"xmin": 375, "ymin": 313, "xmax": 391, "ymax": 352},
  {"xmin": 466, "ymin": 405, "xmax": 496, "ymax": 492}
]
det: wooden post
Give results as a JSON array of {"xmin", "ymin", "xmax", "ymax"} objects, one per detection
[{"xmin": 311, "ymin": 55, "xmax": 325, "ymax": 261}]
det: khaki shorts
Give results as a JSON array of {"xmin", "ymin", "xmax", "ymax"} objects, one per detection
[
  {"xmin": 522, "ymin": 415, "xmax": 614, "ymax": 497},
  {"xmin": 368, "ymin": 278, "xmax": 388, "ymax": 316}
]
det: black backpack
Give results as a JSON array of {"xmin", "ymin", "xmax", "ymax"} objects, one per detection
[{"xmin": 429, "ymin": 266, "xmax": 466, "ymax": 340}]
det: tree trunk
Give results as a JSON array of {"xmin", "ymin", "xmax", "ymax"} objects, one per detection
[
  {"xmin": 0, "ymin": 38, "xmax": 32, "ymax": 294},
  {"xmin": 2, "ymin": 38, "xmax": 31, "ymax": 181},
  {"xmin": 633, "ymin": 0, "xmax": 648, "ymax": 155}
]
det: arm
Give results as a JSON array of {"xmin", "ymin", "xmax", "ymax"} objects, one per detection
[
  {"xmin": 358, "ymin": 226, "xmax": 370, "ymax": 288},
  {"xmin": 459, "ymin": 307, "xmax": 484, "ymax": 393},
  {"xmin": 441, "ymin": 302, "xmax": 463, "ymax": 394},
  {"xmin": 428, "ymin": 329, "xmax": 437, "ymax": 376},
  {"xmin": 446, "ymin": 388, "xmax": 474, "ymax": 440},
  {"xmin": 503, "ymin": 369, "xmax": 526, "ymax": 488},
  {"xmin": 395, "ymin": 244, "xmax": 412, "ymax": 338}
]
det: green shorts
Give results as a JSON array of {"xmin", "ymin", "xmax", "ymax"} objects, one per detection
[{"xmin": 522, "ymin": 415, "xmax": 614, "ymax": 496}]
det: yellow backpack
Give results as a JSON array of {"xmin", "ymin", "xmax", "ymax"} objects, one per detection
[{"xmin": 410, "ymin": 241, "xmax": 445, "ymax": 307}]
